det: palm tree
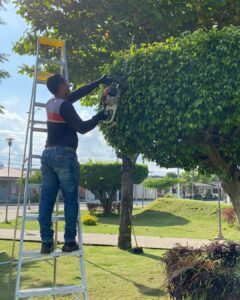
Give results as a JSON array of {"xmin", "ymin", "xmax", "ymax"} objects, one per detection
[
  {"xmin": 0, "ymin": 0, "xmax": 9, "ymax": 83},
  {"xmin": 0, "ymin": 104, "xmax": 4, "ymax": 114}
]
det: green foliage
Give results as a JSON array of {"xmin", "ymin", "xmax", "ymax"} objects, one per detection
[
  {"xmin": 80, "ymin": 161, "xmax": 148, "ymax": 191},
  {"xmin": 20, "ymin": 171, "xmax": 41, "ymax": 185},
  {"xmin": 102, "ymin": 26, "xmax": 240, "ymax": 183},
  {"xmin": 13, "ymin": 0, "xmax": 240, "ymax": 85},
  {"xmin": 0, "ymin": 105, "xmax": 4, "ymax": 114},
  {"xmin": 181, "ymin": 170, "xmax": 218, "ymax": 185},
  {"xmin": 144, "ymin": 177, "xmax": 184, "ymax": 190},
  {"xmin": 81, "ymin": 213, "xmax": 98, "ymax": 226}
]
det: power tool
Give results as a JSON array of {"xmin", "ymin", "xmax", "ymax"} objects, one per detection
[{"xmin": 100, "ymin": 81, "xmax": 121, "ymax": 124}]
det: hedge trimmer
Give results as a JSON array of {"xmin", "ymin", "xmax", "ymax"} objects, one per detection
[{"xmin": 100, "ymin": 36, "xmax": 135, "ymax": 125}]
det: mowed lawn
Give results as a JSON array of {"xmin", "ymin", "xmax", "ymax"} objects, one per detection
[
  {"xmin": 0, "ymin": 240, "xmax": 166, "ymax": 300},
  {"xmin": 0, "ymin": 198, "xmax": 240, "ymax": 240}
]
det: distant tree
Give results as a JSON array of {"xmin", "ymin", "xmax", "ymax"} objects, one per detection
[
  {"xmin": 166, "ymin": 172, "xmax": 178, "ymax": 178},
  {"xmin": 80, "ymin": 161, "xmax": 148, "ymax": 214},
  {"xmin": 144, "ymin": 176, "xmax": 184, "ymax": 193},
  {"xmin": 0, "ymin": 105, "xmax": 4, "ymax": 114}
]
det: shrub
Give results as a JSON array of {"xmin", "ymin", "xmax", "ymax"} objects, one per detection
[
  {"xmin": 164, "ymin": 242, "xmax": 240, "ymax": 300},
  {"xmin": 81, "ymin": 213, "xmax": 98, "ymax": 226},
  {"xmin": 223, "ymin": 208, "xmax": 236, "ymax": 226},
  {"xmin": 86, "ymin": 202, "xmax": 102, "ymax": 214}
]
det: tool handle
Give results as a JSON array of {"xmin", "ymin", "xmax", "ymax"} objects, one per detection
[{"xmin": 128, "ymin": 208, "xmax": 138, "ymax": 248}]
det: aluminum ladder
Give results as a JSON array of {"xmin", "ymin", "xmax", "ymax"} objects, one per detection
[{"xmin": 13, "ymin": 36, "xmax": 88, "ymax": 300}]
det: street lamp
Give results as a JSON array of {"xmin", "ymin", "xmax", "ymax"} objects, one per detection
[
  {"xmin": 215, "ymin": 177, "xmax": 224, "ymax": 240},
  {"xmin": 5, "ymin": 137, "xmax": 14, "ymax": 223}
]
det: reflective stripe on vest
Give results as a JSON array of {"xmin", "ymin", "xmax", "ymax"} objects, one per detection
[{"xmin": 46, "ymin": 98, "xmax": 66, "ymax": 123}]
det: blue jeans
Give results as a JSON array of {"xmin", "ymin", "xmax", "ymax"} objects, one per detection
[{"xmin": 39, "ymin": 146, "xmax": 79, "ymax": 243}]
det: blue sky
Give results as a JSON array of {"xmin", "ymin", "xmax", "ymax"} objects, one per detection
[{"xmin": 0, "ymin": 2, "xmax": 176, "ymax": 176}]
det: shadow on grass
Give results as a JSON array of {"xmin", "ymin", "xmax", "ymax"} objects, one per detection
[
  {"xmin": 134, "ymin": 283, "xmax": 165, "ymax": 297},
  {"xmin": 98, "ymin": 210, "xmax": 189, "ymax": 227},
  {"xmin": 86, "ymin": 259, "xmax": 165, "ymax": 298},
  {"xmin": 0, "ymin": 252, "xmax": 54, "ymax": 300}
]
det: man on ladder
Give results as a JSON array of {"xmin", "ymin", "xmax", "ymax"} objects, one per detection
[{"xmin": 40, "ymin": 73, "xmax": 112, "ymax": 254}]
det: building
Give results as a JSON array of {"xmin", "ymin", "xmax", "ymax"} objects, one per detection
[{"xmin": 0, "ymin": 167, "xmax": 22, "ymax": 203}]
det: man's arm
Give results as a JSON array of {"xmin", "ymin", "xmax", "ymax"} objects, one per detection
[
  {"xmin": 67, "ymin": 75, "xmax": 114, "ymax": 104},
  {"xmin": 60, "ymin": 101, "xmax": 107, "ymax": 134},
  {"xmin": 67, "ymin": 81, "xmax": 99, "ymax": 104}
]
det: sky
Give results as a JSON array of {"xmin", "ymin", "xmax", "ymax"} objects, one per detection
[{"xmin": 0, "ymin": 1, "xmax": 177, "ymax": 176}]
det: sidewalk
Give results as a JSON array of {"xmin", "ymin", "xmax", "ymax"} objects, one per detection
[{"xmin": 0, "ymin": 229, "xmax": 211, "ymax": 249}]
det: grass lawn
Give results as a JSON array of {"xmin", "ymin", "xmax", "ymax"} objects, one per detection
[
  {"xmin": 0, "ymin": 240, "xmax": 166, "ymax": 300},
  {"xmin": 0, "ymin": 198, "xmax": 240, "ymax": 240}
]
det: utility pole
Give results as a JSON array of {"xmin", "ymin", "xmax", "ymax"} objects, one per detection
[
  {"xmin": 5, "ymin": 137, "xmax": 14, "ymax": 223},
  {"xmin": 215, "ymin": 178, "xmax": 224, "ymax": 240},
  {"xmin": 191, "ymin": 171, "xmax": 194, "ymax": 199},
  {"xmin": 177, "ymin": 168, "xmax": 181, "ymax": 198}
]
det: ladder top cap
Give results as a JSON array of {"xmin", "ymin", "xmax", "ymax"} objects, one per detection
[
  {"xmin": 37, "ymin": 71, "xmax": 54, "ymax": 82},
  {"xmin": 39, "ymin": 37, "xmax": 65, "ymax": 48}
]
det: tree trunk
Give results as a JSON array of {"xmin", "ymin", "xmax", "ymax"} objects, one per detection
[
  {"xmin": 118, "ymin": 154, "xmax": 139, "ymax": 249},
  {"xmin": 221, "ymin": 180, "xmax": 240, "ymax": 224}
]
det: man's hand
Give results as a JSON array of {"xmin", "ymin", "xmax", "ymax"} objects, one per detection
[
  {"xmin": 97, "ymin": 110, "xmax": 109, "ymax": 121},
  {"xmin": 98, "ymin": 75, "xmax": 114, "ymax": 85}
]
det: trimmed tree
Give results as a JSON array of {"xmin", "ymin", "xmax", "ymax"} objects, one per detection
[
  {"xmin": 102, "ymin": 26, "xmax": 240, "ymax": 223},
  {"xmin": 144, "ymin": 177, "xmax": 184, "ymax": 194},
  {"xmin": 80, "ymin": 161, "xmax": 148, "ymax": 215}
]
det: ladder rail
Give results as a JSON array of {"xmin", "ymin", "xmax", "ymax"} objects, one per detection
[
  {"xmin": 15, "ymin": 38, "xmax": 40, "ymax": 300},
  {"xmin": 78, "ymin": 200, "xmax": 88, "ymax": 300},
  {"xmin": 11, "ymin": 95, "xmax": 33, "ymax": 258}
]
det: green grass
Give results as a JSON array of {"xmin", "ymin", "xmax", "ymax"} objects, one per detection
[
  {"xmin": 1, "ymin": 198, "xmax": 240, "ymax": 240},
  {"xmin": 0, "ymin": 240, "xmax": 166, "ymax": 300}
]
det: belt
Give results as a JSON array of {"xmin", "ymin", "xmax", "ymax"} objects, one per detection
[{"xmin": 45, "ymin": 146, "xmax": 76, "ymax": 153}]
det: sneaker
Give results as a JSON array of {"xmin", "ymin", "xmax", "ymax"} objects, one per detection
[
  {"xmin": 40, "ymin": 242, "xmax": 54, "ymax": 254},
  {"xmin": 62, "ymin": 241, "xmax": 79, "ymax": 252}
]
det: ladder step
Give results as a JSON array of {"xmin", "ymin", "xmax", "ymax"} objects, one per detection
[
  {"xmin": 18, "ymin": 285, "xmax": 83, "ymax": 298},
  {"xmin": 33, "ymin": 120, "xmax": 47, "ymax": 125},
  {"xmin": 38, "ymin": 57, "xmax": 65, "ymax": 66},
  {"xmin": 23, "ymin": 168, "xmax": 40, "ymax": 172},
  {"xmin": 32, "ymin": 127, "xmax": 48, "ymax": 133},
  {"xmin": 35, "ymin": 102, "xmax": 46, "ymax": 108},
  {"xmin": 22, "ymin": 249, "xmax": 82, "ymax": 258},
  {"xmin": 32, "ymin": 155, "xmax": 42, "ymax": 159},
  {"xmin": 39, "ymin": 36, "xmax": 65, "ymax": 48},
  {"xmin": 25, "ymin": 214, "xmax": 65, "ymax": 221}
]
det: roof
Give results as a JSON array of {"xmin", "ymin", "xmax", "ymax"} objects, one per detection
[
  {"xmin": 0, "ymin": 167, "xmax": 22, "ymax": 178},
  {"xmin": 193, "ymin": 182, "xmax": 217, "ymax": 188}
]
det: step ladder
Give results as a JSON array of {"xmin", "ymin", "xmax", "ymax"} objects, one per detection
[{"xmin": 12, "ymin": 36, "xmax": 88, "ymax": 300}]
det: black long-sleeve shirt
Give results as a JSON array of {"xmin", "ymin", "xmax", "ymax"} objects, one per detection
[{"xmin": 46, "ymin": 81, "xmax": 101, "ymax": 150}]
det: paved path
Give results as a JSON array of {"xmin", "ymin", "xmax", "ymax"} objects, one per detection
[{"xmin": 0, "ymin": 229, "xmax": 211, "ymax": 249}]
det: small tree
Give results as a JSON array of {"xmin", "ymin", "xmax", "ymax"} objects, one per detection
[
  {"xmin": 144, "ymin": 176, "xmax": 184, "ymax": 195},
  {"xmin": 80, "ymin": 161, "xmax": 148, "ymax": 215}
]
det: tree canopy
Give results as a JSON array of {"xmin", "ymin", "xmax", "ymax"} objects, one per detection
[
  {"xmin": 144, "ymin": 176, "xmax": 184, "ymax": 191},
  {"xmin": 102, "ymin": 26, "xmax": 240, "ymax": 221},
  {"xmin": 13, "ymin": 0, "xmax": 240, "ymax": 84}
]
